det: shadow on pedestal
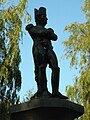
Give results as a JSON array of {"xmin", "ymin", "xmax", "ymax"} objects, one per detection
[{"xmin": 10, "ymin": 98, "xmax": 84, "ymax": 120}]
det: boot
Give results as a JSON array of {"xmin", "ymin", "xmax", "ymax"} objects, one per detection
[{"xmin": 51, "ymin": 67, "xmax": 68, "ymax": 99}]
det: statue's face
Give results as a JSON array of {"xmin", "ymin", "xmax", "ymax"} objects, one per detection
[{"xmin": 39, "ymin": 14, "xmax": 48, "ymax": 26}]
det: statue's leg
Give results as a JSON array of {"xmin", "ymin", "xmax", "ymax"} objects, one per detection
[
  {"xmin": 38, "ymin": 63, "xmax": 51, "ymax": 97},
  {"xmin": 32, "ymin": 48, "xmax": 43, "ymax": 95},
  {"xmin": 51, "ymin": 67, "xmax": 60, "ymax": 94},
  {"xmin": 39, "ymin": 64, "xmax": 48, "ymax": 92},
  {"xmin": 34, "ymin": 65, "xmax": 42, "ymax": 94},
  {"xmin": 48, "ymin": 49, "xmax": 59, "ymax": 93},
  {"xmin": 33, "ymin": 51, "xmax": 48, "ymax": 96},
  {"xmin": 48, "ymin": 50, "xmax": 68, "ymax": 99}
]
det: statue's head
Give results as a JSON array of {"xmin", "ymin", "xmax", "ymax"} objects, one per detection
[{"xmin": 34, "ymin": 7, "xmax": 48, "ymax": 26}]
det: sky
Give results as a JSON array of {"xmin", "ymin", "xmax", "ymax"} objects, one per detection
[{"xmin": 18, "ymin": 0, "xmax": 85, "ymax": 101}]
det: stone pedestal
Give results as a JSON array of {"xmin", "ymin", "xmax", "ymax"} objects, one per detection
[{"xmin": 10, "ymin": 98, "xmax": 84, "ymax": 120}]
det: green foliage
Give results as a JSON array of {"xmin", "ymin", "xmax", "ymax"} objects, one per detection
[
  {"xmin": 0, "ymin": 0, "xmax": 8, "ymax": 4},
  {"xmin": 23, "ymin": 88, "xmax": 35, "ymax": 102},
  {"xmin": 66, "ymin": 68, "xmax": 90, "ymax": 120},
  {"xmin": 63, "ymin": 21, "xmax": 90, "ymax": 70},
  {"xmin": 83, "ymin": 0, "xmax": 90, "ymax": 20},
  {"xmin": 0, "ymin": 0, "xmax": 31, "ymax": 120},
  {"xmin": 62, "ymin": 0, "xmax": 90, "ymax": 119}
]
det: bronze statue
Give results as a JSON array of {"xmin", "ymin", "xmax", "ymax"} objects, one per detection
[{"xmin": 26, "ymin": 7, "xmax": 68, "ymax": 99}]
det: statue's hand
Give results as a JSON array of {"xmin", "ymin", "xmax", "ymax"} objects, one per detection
[
  {"xmin": 46, "ymin": 28, "xmax": 57, "ymax": 40},
  {"xmin": 48, "ymin": 28, "xmax": 54, "ymax": 33},
  {"xmin": 25, "ymin": 24, "xmax": 34, "ymax": 31}
]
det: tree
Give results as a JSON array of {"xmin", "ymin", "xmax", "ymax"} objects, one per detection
[
  {"xmin": 22, "ymin": 88, "xmax": 35, "ymax": 102},
  {"xmin": 0, "ymin": 0, "xmax": 30, "ymax": 120},
  {"xmin": 62, "ymin": 0, "xmax": 90, "ymax": 119}
]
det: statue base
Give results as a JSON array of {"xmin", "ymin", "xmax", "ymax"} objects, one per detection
[{"xmin": 11, "ymin": 98, "xmax": 84, "ymax": 120}]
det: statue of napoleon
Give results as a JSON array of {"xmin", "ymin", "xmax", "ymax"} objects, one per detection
[{"xmin": 26, "ymin": 7, "xmax": 68, "ymax": 99}]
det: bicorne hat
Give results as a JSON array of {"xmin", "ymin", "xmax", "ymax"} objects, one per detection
[{"xmin": 34, "ymin": 7, "xmax": 46, "ymax": 22}]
